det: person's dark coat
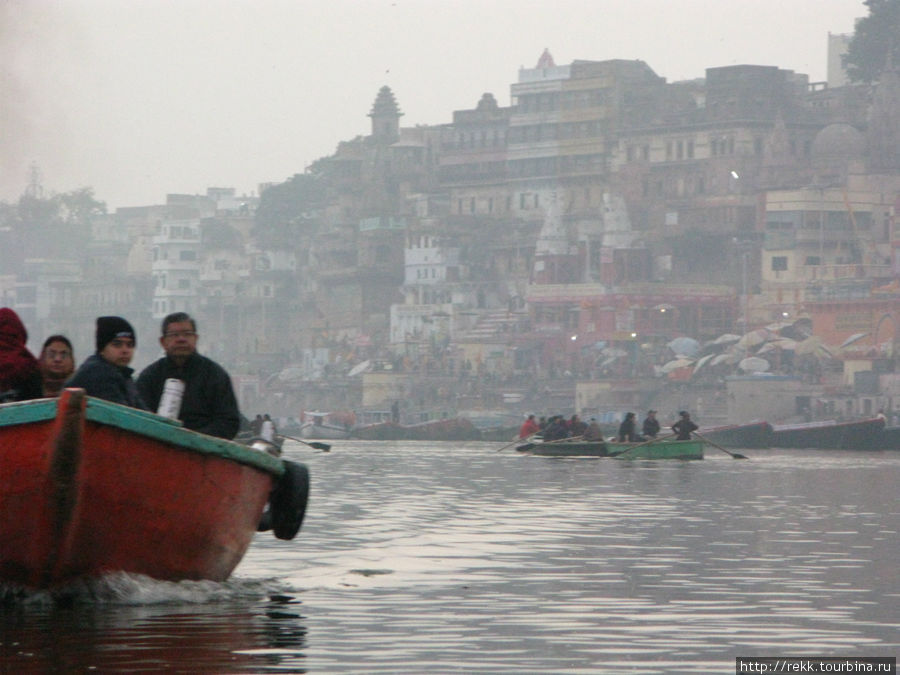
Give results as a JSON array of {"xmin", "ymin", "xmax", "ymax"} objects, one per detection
[
  {"xmin": 136, "ymin": 352, "xmax": 240, "ymax": 439},
  {"xmin": 672, "ymin": 416, "xmax": 699, "ymax": 440},
  {"xmin": 617, "ymin": 414, "xmax": 638, "ymax": 442},
  {"xmin": 66, "ymin": 354, "xmax": 146, "ymax": 409},
  {"xmin": 642, "ymin": 415, "xmax": 661, "ymax": 438}
]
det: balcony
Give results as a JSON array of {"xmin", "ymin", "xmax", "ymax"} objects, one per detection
[{"xmin": 791, "ymin": 264, "xmax": 891, "ymax": 283}]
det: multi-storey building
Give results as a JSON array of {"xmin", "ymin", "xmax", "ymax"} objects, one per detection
[{"xmin": 150, "ymin": 218, "xmax": 201, "ymax": 320}]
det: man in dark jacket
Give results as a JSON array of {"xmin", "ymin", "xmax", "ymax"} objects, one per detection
[
  {"xmin": 67, "ymin": 316, "xmax": 146, "ymax": 409},
  {"xmin": 672, "ymin": 410, "xmax": 699, "ymax": 440},
  {"xmin": 642, "ymin": 410, "xmax": 661, "ymax": 439},
  {"xmin": 136, "ymin": 312, "xmax": 240, "ymax": 439}
]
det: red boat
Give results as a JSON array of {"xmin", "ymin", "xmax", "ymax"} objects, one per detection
[
  {"xmin": 698, "ymin": 420, "xmax": 773, "ymax": 448},
  {"xmin": 0, "ymin": 389, "xmax": 308, "ymax": 590},
  {"xmin": 770, "ymin": 416, "xmax": 885, "ymax": 449}
]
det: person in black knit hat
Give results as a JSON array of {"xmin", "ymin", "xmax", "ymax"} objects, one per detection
[{"xmin": 66, "ymin": 316, "xmax": 146, "ymax": 409}]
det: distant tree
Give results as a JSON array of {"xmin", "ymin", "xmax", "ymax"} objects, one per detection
[
  {"xmin": 844, "ymin": 0, "xmax": 900, "ymax": 83},
  {"xmin": 57, "ymin": 187, "xmax": 106, "ymax": 226},
  {"xmin": 201, "ymin": 218, "xmax": 243, "ymax": 250},
  {"xmin": 253, "ymin": 172, "xmax": 326, "ymax": 249},
  {"xmin": 1, "ymin": 188, "xmax": 106, "ymax": 263}
]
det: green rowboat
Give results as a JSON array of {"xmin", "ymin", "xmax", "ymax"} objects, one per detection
[{"xmin": 519, "ymin": 438, "xmax": 704, "ymax": 459}]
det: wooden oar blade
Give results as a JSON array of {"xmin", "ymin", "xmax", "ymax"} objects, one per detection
[
  {"xmin": 694, "ymin": 432, "xmax": 749, "ymax": 459},
  {"xmin": 308, "ymin": 441, "xmax": 331, "ymax": 451}
]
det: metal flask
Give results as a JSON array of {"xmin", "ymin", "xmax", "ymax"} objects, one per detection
[{"xmin": 157, "ymin": 378, "xmax": 185, "ymax": 419}]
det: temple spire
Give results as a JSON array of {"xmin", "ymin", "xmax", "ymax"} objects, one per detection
[
  {"xmin": 368, "ymin": 85, "xmax": 403, "ymax": 142},
  {"xmin": 536, "ymin": 48, "xmax": 555, "ymax": 69}
]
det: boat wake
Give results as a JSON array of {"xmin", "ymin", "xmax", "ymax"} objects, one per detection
[{"xmin": 1, "ymin": 571, "xmax": 296, "ymax": 607}]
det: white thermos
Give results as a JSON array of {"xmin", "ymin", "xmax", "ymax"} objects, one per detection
[{"xmin": 157, "ymin": 378, "xmax": 185, "ymax": 419}]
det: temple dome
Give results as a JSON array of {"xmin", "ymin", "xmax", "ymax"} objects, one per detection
[{"xmin": 810, "ymin": 123, "xmax": 865, "ymax": 162}]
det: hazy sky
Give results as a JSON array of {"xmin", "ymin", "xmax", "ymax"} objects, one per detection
[{"xmin": 2, "ymin": 0, "xmax": 864, "ymax": 210}]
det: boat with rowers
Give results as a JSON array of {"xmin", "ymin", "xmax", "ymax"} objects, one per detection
[{"xmin": 516, "ymin": 436, "xmax": 704, "ymax": 459}]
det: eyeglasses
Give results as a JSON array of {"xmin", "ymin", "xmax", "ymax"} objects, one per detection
[
  {"xmin": 163, "ymin": 331, "xmax": 197, "ymax": 339},
  {"xmin": 45, "ymin": 350, "xmax": 72, "ymax": 360}
]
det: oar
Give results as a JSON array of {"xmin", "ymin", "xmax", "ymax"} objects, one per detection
[
  {"xmin": 497, "ymin": 434, "xmax": 537, "ymax": 452},
  {"xmin": 694, "ymin": 431, "xmax": 748, "ymax": 459},
  {"xmin": 516, "ymin": 434, "xmax": 584, "ymax": 453},
  {"xmin": 281, "ymin": 434, "xmax": 331, "ymax": 452},
  {"xmin": 609, "ymin": 432, "xmax": 677, "ymax": 457}
]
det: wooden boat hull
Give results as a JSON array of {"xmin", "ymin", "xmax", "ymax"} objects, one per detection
[
  {"xmin": 298, "ymin": 422, "xmax": 350, "ymax": 440},
  {"xmin": 520, "ymin": 439, "xmax": 703, "ymax": 459},
  {"xmin": 608, "ymin": 439, "xmax": 704, "ymax": 459},
  {"xmin": 699, "ymin": 421, "xmax": 773, "ymax": 448},
  {"xmin": 352, "ymin": 418, "xmax": 481, "ymax": 441},
  {"xmin": 770, "ymin": 417, "xmax": 885, "ymax": 449},
  {"xmin": 0, "ymin": 389, "xmax": 287, "ymax": 589}
]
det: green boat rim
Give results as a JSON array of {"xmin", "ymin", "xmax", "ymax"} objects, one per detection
[{"xmin": 0, "ymin": 395, "xmax": 284, "ymax": 476}]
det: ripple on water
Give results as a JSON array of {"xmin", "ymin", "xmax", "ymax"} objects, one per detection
[{"xmin": 3, "ymin": 442, "xmax": 898, "ymax": 673}]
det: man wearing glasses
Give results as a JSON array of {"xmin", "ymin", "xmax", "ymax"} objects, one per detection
[{"xmin": 136, "ymin": 312, "xmax": 240, "ymax": 440}]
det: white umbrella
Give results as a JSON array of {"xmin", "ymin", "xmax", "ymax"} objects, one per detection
[
  {"xmin": 736, "ymin": 328, "xmax": 772, "ymax": 350},
  {"xmin": 710, "ymin": 351, "xmax": 740, "ymax": 366},
  {"xmin": 667, "ymin": 337, "xmax": 700, "ymax": 357},
  {"xmin": 712, "ymin": 333, "xmax": 742, "ymax": 345},
  {"xmin": 691, "ymin": 353, "xmax": 715, "ymax": 377},
  {"xmin": 840, "ymin": 332, "xmax": 868, "ymax": 349},
  {"xmin": 348, "ymin": 359, "xmax": 372, "ymax": 376},
  {"xmin": 795, "ymin": 336, "xmax": 833, "ymax": 357},
  {"xmin": 277, "ymin": 366, "xmax": 305, "ymax": 381},
  {"xmin": 739, "ymin": 356, "xmax": 770, "ymax": 373},
  {"xmin": 661, "ymin": 357, "xmax": 694, "ymax": 373},
  {"xmin": 757, "ymin": 338, "xmax": 796, "ymax": 354}
]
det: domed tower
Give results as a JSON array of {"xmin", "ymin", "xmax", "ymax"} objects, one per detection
[
  {"xmin": 369, "ymin": 85, "xmax": 402, "ymax": 143},
  {"xmin": 866, "ymin": 58, "xmax": 900, "ymax": 173},
  {"xmin": 810, "ymin": 122, "xmax": 866, "ymax": 183}
]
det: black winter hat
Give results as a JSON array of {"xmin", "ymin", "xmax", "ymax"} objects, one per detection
[{"xmin": 96, "ymin": 316, "xmax": 136, "ymax": 352}]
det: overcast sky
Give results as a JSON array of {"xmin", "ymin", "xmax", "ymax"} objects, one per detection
[{"xmin": 2, "ymin": 0, "xmax": 864, "ymax": 210}]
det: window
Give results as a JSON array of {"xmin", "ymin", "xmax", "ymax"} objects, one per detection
[
  {"xmin": 771, "ymin": 256, "xmax": 788, "ymax": 271},
  {"xmin": 179, "ymin": 250, "xmax": 196, "ymax": 261},
  {"xmin": 178, "ymin": 279, "xmax": 190, "ymax": 289},
  {"xmin": 805, "ymin": 256, "xmax": 821, "ymax": 266}
]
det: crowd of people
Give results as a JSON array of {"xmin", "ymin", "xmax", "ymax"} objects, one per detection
[
  {"xmin": 517, "ymin": 409, "xmax": 698, "ymax": 443},
  {"xmin": 0, "ymin": 307, "xmax": 241, "ymax": 440}
]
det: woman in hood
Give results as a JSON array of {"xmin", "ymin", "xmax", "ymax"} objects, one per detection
[{"xmin": 0, "ymin": 307, "xmax": 43, "ymax": 402}]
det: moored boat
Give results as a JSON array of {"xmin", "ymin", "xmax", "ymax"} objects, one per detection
[
  {"xmin": 298, "ymin": 411, "xmax": 351, "ymax": 440},
  {"xmin": 352, "ymin": 417, "xmax": 481, "ymax": 441},
  {"xmin": 518, "ymin": 437, "xmax": 703, "ymax": 459},
  {"xmin": 699, "ymin": 420, "xmax": 773, "ymax": 448},
  {"xmin": 0, "ymin": 389, "xmax": 309, "ymax": 590},
  {"xmin": 770, "ymin": 417, "xmax": 885, "ymax": 449}
]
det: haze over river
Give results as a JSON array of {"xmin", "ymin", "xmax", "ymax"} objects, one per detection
[{"xmin": 2, "ymin": 441, "xmax": 898, "ymax": 673}]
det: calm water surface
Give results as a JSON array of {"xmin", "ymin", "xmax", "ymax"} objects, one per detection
[{"xmin": 2, "ymin": 441, "xmax": 898, "ymax": 673}]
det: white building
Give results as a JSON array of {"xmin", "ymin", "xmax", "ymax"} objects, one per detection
[
  {"xmin": 390, "ymin": 232, "xmax": 460, "ymax": 344},
  {"xmin": 151, "ymin": 219, "xmax": 201, "ymax": 319}
]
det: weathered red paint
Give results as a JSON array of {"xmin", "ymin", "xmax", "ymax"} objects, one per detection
[{"xmin": 1, "ymin": 389, "xmax": 275, "ymax": 589}]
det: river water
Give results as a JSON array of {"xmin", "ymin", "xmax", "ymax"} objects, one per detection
[{"xmin": 2, "ymin": 441, "xmax": 898, "ymax": 673}]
